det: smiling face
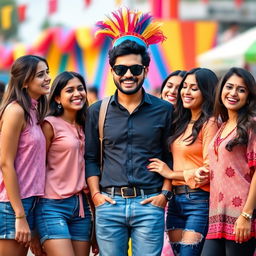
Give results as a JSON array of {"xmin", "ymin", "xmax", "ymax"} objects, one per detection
[
  {"xmin": 221, "ymin": 74, "xmax": 249, "ymax": 114},
  {"xmin": 180, "ymin": 74, "xmax": 203, "ymax": 112},
  {"xmin": 161, "ymin": 75, "xmax": 183, "ymax": 105},
  {"xmin": 26, "ymin": 61, "xmax": 51, "ymax": 99},
  {"xmin": 111, "ymin": 54, "xmax": 148, "ymax": 95},
  {"xmin": 55, "ymin": 77, "xmax": 87, "ymax": 112}
]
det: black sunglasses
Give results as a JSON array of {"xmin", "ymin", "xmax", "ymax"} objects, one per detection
[{"xmin": 112, "ymin": 65, "xmax": 145, "ymax": 76}]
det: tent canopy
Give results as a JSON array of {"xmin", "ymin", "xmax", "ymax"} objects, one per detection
[{"xmin": 197, "ymin": 27, "xmax": 256, "ymax": 71}]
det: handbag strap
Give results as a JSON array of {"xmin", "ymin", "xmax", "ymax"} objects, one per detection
[{"xmin": 98, "ymin": 96, "xmax": 111, "ymax": 171}]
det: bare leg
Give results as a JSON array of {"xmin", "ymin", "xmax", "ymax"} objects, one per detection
[
  {"xmin": 0, "ymin": 239, "xmax": 28, "ymax": 256},
  {"xmin": 72, "ymin": 240, "xmax": 90, "ymax": 256},
  {"xmin": 43, "ymin": 239, "xmax": 75, "ymax": 256}
]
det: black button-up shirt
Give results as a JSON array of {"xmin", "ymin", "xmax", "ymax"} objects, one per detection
[{"xmin": 85, "ymin": 90, "xmax": 173, "ymax": 189}]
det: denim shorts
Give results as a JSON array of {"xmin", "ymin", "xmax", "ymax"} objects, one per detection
[
  {"xmin": 0, "ymin": 196, "xmax": 37, "ymax": 239},
  {"xmin": 35, "ymin": 193, "xmax": 92, "ymax": 244},
  {"xmin": 166, "ymin": 190, "xmax": 209, "ymax": 234}
]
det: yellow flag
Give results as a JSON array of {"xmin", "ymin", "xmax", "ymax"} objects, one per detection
[
  {"xmin": 115, "ymin": 0, "xmax": 122, "ymax": 6},
  {"xmin": 1, "ymin": 5, "xmax": 13, "ymax": 30}
]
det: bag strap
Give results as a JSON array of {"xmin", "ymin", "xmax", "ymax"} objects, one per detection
[{"xmin": 98, "ymin": 96, "xmax": 111, "ymax": 171}]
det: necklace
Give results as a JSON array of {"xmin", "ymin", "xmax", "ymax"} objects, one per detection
[{"xmin": 189, "ymin": 120, "xmax": 197, "ymax": 124}]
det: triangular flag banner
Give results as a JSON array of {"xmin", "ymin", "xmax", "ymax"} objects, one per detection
[
  {"xmin": 234, "ymin": 0, "xmax": 243, "ymax": 7},
  {"xmin": 84, "ymin": 0, "xmax": 91, "ymax": 7},
  {"xmin": 18, "ymin": 4, "xmax": 27, "ymax": 22},
  {"xmin": 1, "ymin": 5, "xmax": 13, "ymax": 30},
  {"xmin": 115, "ymin": 0, "xmax": 122, "ymax": 5},
  {"xmin": 48, "ymin": 0, "xmax": 57, "ymax": 14}
]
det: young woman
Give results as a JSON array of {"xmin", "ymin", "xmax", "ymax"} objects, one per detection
[
  {"xmin": 147, "ymin": 68, "xmax": 218, "ymax": 256},
  {"xmin": 160, "ymin": 70, "xmax": 186, "ymax": 106},
  {"xmin": 35, "ymin": 71, "xmax": 91, "ymax": 256},
  {"xmin": 160, "ymin": 70, "xmax": 186, "ymax": 256},
  {"xmin": 200, "ymin": 67, "xmax": 256, "ymax": 256},
  {"xmin": 0, "ymin": 55, "xmax": 50, "ymax": 256}
]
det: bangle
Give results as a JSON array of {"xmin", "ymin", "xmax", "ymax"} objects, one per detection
[
  {"xmin": 92, "ymin": 192, "xmax": 100, "ymax": 200},
  {"xmin": 15, "ymin": 214, "xmax": 26, "ymax": 219},
  {"xmin": 241, "ymin": 212, "xmax": 252, "ymax": 220}
]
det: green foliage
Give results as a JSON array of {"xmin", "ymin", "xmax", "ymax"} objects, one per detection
[{"xmin": 0, "ymin": 0, "xmax": 18, "ymax": 40}]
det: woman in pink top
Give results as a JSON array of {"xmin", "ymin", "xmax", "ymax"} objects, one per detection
[
  {"xmin": 0, "ymin": 55, "xmax": 50, "ymax": 256},
  {"xmin": 34, "ymin": 71, "xmax": 91, "ymax": 256},
  {"xmin": 200, "ymin": 67, "xmax": 256, "ymax": 256}
]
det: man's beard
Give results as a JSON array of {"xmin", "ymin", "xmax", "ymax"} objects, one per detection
[{"xmin": 114, "ymin": 77, "xmax": 144, "ymax": 95}]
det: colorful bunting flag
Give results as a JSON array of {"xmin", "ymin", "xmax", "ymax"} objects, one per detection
[
  {"xmin": 1, "ymin": 5, "xmax": 13, "ymax": 30},
  {"xmin": 84, "ymin": 0, "xmax": 91, "ymax": 7},
  {"xmin": 18, "ymin": 4, "xmax": 27, "ymax": 22},
  {"xmin": 48, "ymin": 0, "xmax": 57, "ymax": 15}
]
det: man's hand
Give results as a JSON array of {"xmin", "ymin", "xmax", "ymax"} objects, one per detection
[
  {"xmin": 140, "ymin": 193, "xmax": 167, "ymax": 208},
  {"xmin": 92, "ymin": 192, "xmax": 116, "ymax": 207}
]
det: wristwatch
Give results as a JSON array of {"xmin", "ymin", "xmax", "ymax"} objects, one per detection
[{"xmin": 161, "ymin": 190, "xmax": 173, "ymax": 201}]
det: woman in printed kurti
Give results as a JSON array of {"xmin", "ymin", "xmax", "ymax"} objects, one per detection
[{"xmin": 199, "ymin": 67, "xmax": 256, "ymax": 256}]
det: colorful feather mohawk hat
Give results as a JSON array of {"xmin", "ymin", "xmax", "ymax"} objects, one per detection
[{"xmin": 95, "ymin": 7, "xmax": 166, "ymax": 48}]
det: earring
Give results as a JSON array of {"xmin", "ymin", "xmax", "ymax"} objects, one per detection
[{"xmin": 57, "ymin": 104, "xmax": 62, "ymax": 109}]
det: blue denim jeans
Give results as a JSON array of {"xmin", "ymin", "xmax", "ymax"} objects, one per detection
[
  {"xmin": 166, "ymin": 190, "xmax": 209, "ymax": 256},
  {"xmin": 0, "ymin": 197, "xmax": 37, "ymax": 239},
  {"xmin": 96, "ymin": 192, "xmax": 165, "ymax": 256},
  {"xmin": 35, "ymin": 194, "xmax": 92, "ymax": 244}
]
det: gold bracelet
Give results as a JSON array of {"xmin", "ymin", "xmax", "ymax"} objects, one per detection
[
  {"xmin": 241, "ymin": 212, "xmax": 252, "ymax": 220},
  {"xmin": 15, "ymin": 214, "xmax": 26, "ymax": 219}
]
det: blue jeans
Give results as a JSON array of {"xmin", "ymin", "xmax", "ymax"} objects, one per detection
[
  {"xmin": 0, "ymin": 197, "xmax": 37, "ymax": 239},
  {"xmin": 96, "ymin": 192, "xmax": 165, "ymax": 256},
  {"xmin": 166, "ymin": 190, "xmax": 209, "ymax": 256},
  {"xmin": 35, "ymin": 194, "xmax": 92, "ymax": 244}
]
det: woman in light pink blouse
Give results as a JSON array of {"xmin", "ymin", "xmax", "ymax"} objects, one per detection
[
  {"xmin": 0, "ymin": 55, "xmax": 50, "ymax": 256},
  {"xmin": 35, "ymin": 71, "xmax": 91, "ymax": 256},
  {"xmin": 198, "ymin": 67, "xmax": 256, "ymax": 256}
]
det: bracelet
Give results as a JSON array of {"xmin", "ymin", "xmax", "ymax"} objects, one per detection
[
  {"xmin": 15, "ymin": 214, "xmax": 26, "ymax": 219},
  {"xmin": 241, "ymin": 212, "xmax": 252, "ymax": 220},
  {"xmin": 92, "ymin": 192, "xmax": 100, "ymax": 200}
]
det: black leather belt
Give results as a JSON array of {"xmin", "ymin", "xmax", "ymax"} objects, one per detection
[
  {"xmin": 102, "ymin": 187, "xmax": 161, "ymax": 198},
  {"xmin": 172, "ymin": 185, "xmax": 203, "ymax": 195}
]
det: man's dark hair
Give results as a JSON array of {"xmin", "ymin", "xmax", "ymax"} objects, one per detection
[{"xmin": 108, "ymin": 40, "xmax": 150, "ymax": 67}]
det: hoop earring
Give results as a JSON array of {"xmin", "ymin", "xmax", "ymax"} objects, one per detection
[{"xmin": 57, "ymin": 104, "xmax": 62, "ymax": 109}]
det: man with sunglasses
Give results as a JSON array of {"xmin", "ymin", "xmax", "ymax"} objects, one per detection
[{"xmin": 85, "ymin": 9, "xmax": 173, "ymax": 256}]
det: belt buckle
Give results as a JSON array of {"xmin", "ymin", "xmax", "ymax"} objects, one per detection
[{"xmin": 120, "ymin": 187, "xmax": 137, "ymax": 198}]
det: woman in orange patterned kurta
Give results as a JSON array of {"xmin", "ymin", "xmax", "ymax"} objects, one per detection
[{"xmin": 199, "ymin": 67, "xmax": 256, "ymax": 256}]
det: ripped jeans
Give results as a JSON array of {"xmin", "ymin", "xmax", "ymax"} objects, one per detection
[{"xmin": 166, "ymin": 190, "xmax": 209, "ymax": 256}]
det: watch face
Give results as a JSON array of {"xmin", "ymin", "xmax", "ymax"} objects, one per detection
[{"xmin": 162, "ymin": 190, "xmax": 173, "ymax": 200}]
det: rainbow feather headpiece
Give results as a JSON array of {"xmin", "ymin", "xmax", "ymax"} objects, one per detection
[{"xmin": 95, "ymin": 8, "xmax": 166, "ymax": 48}]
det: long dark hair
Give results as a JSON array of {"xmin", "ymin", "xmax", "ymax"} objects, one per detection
[
  {"xmin": 47, "ymin": 71, "xmax": 88, "ymax": 126},
  {"xmin": 160, "ymin": 70, "xmax": 186, "ymax": 97},
  {"xmin": 0, "ymin": 55, "xmax": 48, "ymax": 124},
  {"xmin": 214, "ymin": 67, "xmax": 256, "ymax": 151},
  {"xmin": 169, "ymin": 68, "xmax": 218, "ymax": 145}
]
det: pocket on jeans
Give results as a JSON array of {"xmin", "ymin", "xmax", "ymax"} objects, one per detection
[
  {"xmin": 95, "ymin": 201, "xmax": 109, "ymax": 209},
  {"xmin": 149, "ymin": 202, "xmax": 165, "ymax": 210}
]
